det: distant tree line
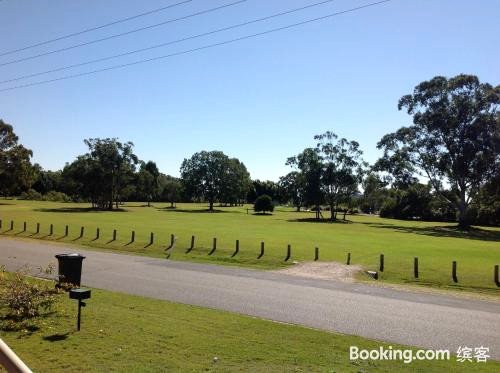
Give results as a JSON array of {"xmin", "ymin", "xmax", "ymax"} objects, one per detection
[{"xmin": 1, "ymin": 74, "xmax": 498, "ymax": 227}]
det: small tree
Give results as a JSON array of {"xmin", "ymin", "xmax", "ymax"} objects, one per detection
[{"xmin": 254, "ymin": 194, "xmax": 274, "ymax": 214}]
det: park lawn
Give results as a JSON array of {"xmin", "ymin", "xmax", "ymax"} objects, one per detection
[
  {"xmin": 0, "ymin": 200, "xmax": 499, "ymax": 294},
  {"xmin": 0, "ymin": 275, "xmax": 498, "ymax": 372}
]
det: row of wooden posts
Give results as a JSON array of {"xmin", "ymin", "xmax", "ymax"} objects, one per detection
[{"xmin": 1, "ymin": 219, "xmax": 499, "ymax": 286}]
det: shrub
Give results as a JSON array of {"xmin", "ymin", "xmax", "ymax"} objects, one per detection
[
  {"xmin": 0, "ymin": 265, "xmax": 60, "ymax": 321},
  {"xmin": 19, "ymin": 189, "xmax": 42, "ymax": 201},
  {"xmin": 44, "ymin": 191, "xmax": 71, "ymax": 202},
  {"xmin": 254, "ymin": 194, "xmax": 274, "ymax": 214}
]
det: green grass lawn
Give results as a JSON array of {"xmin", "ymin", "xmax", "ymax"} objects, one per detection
[
  {"xmin": 0, "ymin": 200, "xmax": 499, "ymax": 294},
  {"xmin": 1, "ymin": 275, "xmax": 497, "ymax": 372}
]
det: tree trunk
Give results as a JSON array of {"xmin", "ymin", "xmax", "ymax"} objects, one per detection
[
  {"xmin": 330, "ymin": 204, "xmax": 335, "ymax": 221},
  {"xmin": 457, "ymin": 198, "xmax": 469, "ymax": 230},
  {"xmin": 170, "ymin": 201, "xmax": 174, "ymax": 208},
  {"xmin": 209, "ymin": 200, "xmax": 214, "ymax": 211},
  {"xmin": 343, "ymin": 209, "xmax": 347, "ymax": 220},
  {"xmin": 296, "ymin": 205, "xmax": 301, "ymax": 212}
]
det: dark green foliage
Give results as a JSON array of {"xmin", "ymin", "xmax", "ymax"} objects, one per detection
[{"xmin": 254, "ymin": 194, "xmax": 274, "ymax": 214}]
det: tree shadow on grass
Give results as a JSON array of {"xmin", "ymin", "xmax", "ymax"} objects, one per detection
[
  {"xmin": 160, "ymin": 208, "xmax": 228, "ymax": 213},
  {"xmin": 359, "ymin": 222, "xmax": 500, "ymax": 242},
  {"xmin": 34, "ymin": 207, "xmax": 127, "ymax": 213},
  {"xmin": 288, "ymin": 218, "xmax": 353, "ymax": 224}
]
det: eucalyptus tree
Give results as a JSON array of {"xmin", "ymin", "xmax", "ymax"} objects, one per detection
[{"xmin": 376, "ymin": 75, "xmax": 500, "ymax": 228}]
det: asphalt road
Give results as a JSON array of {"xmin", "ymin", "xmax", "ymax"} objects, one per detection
[{"xmin": 1, "ymin": 237, "xmax": 499, "ymax": 359}]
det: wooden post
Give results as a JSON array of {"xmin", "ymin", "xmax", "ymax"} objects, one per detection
[
  {"xmin": 452, "ymin": 261, "xmax": 458, "ymax": 283},
  {"xmin": 186, "ymin": 235, "xmax": 195, "ymax": 253},
  {"xmin": 258, "ymin": 242, "xmax": 264, "ymax": 259},
  {"xmin": 149, "ymin": 232, "xmax": 154, "ymax": 246},
  {"xmin": 170, "ymin": 234, "xmax": 175, "ymax": 247},
  {"xmin": 80, "ymin": 226, "xmax": 84, "ymax": 239},
  {"xmin": 36, "ymin": 222, "xmax": 40, "ymax": 234},
  {"xmin": 284, "ymin": 244, "xmax": 291, "ymax": 261},
  {"xmin": 64, "ymin": 225, "xmax": 69, "ymax": 237},
  {"xmin": 379, "ymin": 254, "xmax": 384, "ymax": 272},
  {"xmin": 23, "ymin": 222, "xmax": 26, "ymax": 232},
  {"xmin": 346, "ymin": 252, "xmax": 351, "ymax": 265},
  {"xmin": 10, "ymin": 220, "xmax": 13, "ymax": 231},
  {"xmin": 494, "ymin": 265, "xmax": 499, "ymax": 287},
  {"xmin": 131, "ymin": 230, "xmax": 135, "ymax": 243},
  {"xmin": 112, "ymin": 229, "xmax": 117, "ymax": 241},
  {"xmin": 414, "ymin": 257, "xmax": 419, "ymax": 278},
  {"xmin": 232, "ymin": 240, "xmax": 239, "ymax": 257},
  {"xmin": 314, "ymin": 247, "xmax": 319, "ymax": 261},
  {"xmin": 49, "ymin": 224, "xmax": 53, "ymax": 236},
  {"xmin": 0, "ymin": 219, "xmax": 2, "ymax": 229},
  {"xmin": 96, "ymin": 228, "xmax": 100, "ymax": 240},
  {"xmin": 209, "ymin": 238, "xmax": 217, "ymax": 255}
]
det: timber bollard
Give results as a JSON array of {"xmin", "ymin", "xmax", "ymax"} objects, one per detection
[
  {"xmin": 49, "ymin": 224, "xmax": 53, "ymax": 236},
  {"xmin": 379, "ymin": 254, "xmax": 384, "ymax": 272},
  {"xmin": 0, "ymin": 219, "xmax": 2, "ymax": 229},
  {"xmin": 346, "ymin": 252, "xmax": 351, "ymax": 265},
  {"xmin": 79, "ymin": 226, "xmax": 84, "ymax": 239},
  {"xmin": 112, "ymin": 229, "xmax": 117, "ymax": 242},
  {"xmin": 64, "ymin": 225, "xmax": 69, "ymax": 237},
  {"xmin": 284, "ymin": 244, "xmax": 291, "ymax": 261},
  {"xmin": 414, "ymin": 257, "xmax": 419, "ymax": 278},
  {"xmin": 209, "ymin": 238, "xmax": 217, "ymax": 255},
  {"xmin": 131, "ymin": 231, "xmax": 135, "ymax": 243},
  {"xmin": 95, "ymin": 228, "xmax": 100, "ymax": 240},
  {"xmin": 36, "ymin": 222, "xmax": 40, "ymax": 234},
  {"xmin": 452, "ymin": 261, "xmax": 458, "ymax": 283},
  {"xmin": 23, "ymin": 221, "xmax": 26, "ymax": 232},
  {"xmin": 149, "ymin": 232, "xmax": 154, "ymax": 246},
  {"xmin": 258, "ymin": 242, "xmax": 264, "ymax": 259},
  {"xmin": 232, "ymin": 240, "xmax": 239, "ymax": 257},
  {"xmin": 10, "ymin": 220, "xmax": 13, "ymax": 231},
  {"xmin": 494, "ymin": 265, "xmax": 499, "ymax": 287},
  {"xmin": 186, "ymin": 235, "xmax": 195, "ymax": 253},
  {"xmin": 314, "ymin": 247, "xmax": 319, "ymax": 261}
]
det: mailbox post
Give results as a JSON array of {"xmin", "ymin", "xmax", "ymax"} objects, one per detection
[{"xmin": 69, "ymin": 288, "xmax": 91, "ymax": 331}]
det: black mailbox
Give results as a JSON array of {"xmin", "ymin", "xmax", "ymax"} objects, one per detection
[
  {"xmin": 70, "ymin": 288, "xmax": 91, "ymax": 300},
  {"xmin": 69, "ymin": 288, "xmax": 91, "ymax": 331}
]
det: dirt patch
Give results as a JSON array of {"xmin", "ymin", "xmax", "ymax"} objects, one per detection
[{"xmin": 274, "ymin": 261, "xmax": 362, "ymax": 282}]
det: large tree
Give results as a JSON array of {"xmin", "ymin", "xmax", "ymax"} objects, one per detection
[
  {"xmin": 279, "ymin": 171, "xmax": 305, "ymax": 211},
  {"xmin": 314, "ymin": 131, "xmax": 364, "ymax": 220},
  {"xmin": 0, "ymin": 120, "xmax": 34, "ymax": 197},
  {"xmin": 136, "ymin": 161, "xmax": 160, "ymax": 206},
  {"xmin": 377, "ymin": 75, "xmax": 500, "ymax": 228},
  {"xmin": 180, "ymin": 150, "xmax": 230, "ymax": 211},
  {"xmin": 64, "ymin": 138, "xmax": 138, "ymax": 209},
  {"xmin": 220, "ymin": 158, "xmax": 251, "ymax": 206}
]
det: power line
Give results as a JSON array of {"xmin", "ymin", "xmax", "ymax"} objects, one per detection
[
  {"xmin": 0, "ymin": 0, "xmax": 338, "ymax": 85},
  {"xmin": 0, "ymin": 0, "xmax": 248, "ymax": 67},
  {"xmin": 0, "ymin": 0, "xmax": 193, "ymax": 57},
  {"xmin": 0, "ymin": 0, "xmax": 392, "ymax": 93}
]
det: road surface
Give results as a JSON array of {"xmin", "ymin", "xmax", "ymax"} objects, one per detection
[{"xmin": 1, "ymin": 237, "xmax": 499, "ymax": 358}]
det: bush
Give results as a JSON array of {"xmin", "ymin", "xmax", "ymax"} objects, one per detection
[
  {"xmin": 0, "ymin": 265, "xmax": 60, "ymax": 321},
  {"xmin": 19, "ymin": 189, "xmax": 42, "ymax": 201},
  {"xmin": 254, "ymin": 194, "xmax": 274, "ymax": 214},
  {"xmin": 44, "ymin": 191, "xmax": 71, "ymax": 202}
]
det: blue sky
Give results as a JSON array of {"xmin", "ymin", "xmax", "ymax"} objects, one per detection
[{"xmin": 1, "ymin": 0, "xmax": 499, "ymax": 181}]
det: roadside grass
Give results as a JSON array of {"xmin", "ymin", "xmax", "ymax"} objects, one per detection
[
  {"xmin": 0, "ymin": 200, "xmax": 499, "ymax": 294},
  {"xmin": 0, "ymin": 275, "xmax": 497, "ymax": 372}
]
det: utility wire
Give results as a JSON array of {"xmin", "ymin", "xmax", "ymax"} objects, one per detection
[
  {"xmin": 0, "ymin": 0, "xmax": 338, "ymax": 85},
  {"xmin": 0, "ymin": 0, "xmax": 391, "ymax": 93},
  {"xmin": 0, "ymin": 0, "xmax": 248, "ymax": 67},
  {"xmin": 0, "ymin": 0, "xmax": 193, "ymax": 57}
]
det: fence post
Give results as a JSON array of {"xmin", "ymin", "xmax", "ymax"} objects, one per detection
[
  {"xmin": 23, "ymin": 222, "xmax": 27, "ymax": 232},
  {"xmin": 10, "ymin": 220, "xmax": 14, "ymax": 231},
  {"xmin": 64, "ymin": 225, "xmax": 69, "ymax": 237},
  {"xmin": 258, "ymin": 242, "xmax": 264, "ymax": 259},
  {"xmin": 36, "ymin": 222, "xmax": 40, "ymax": 234},
  {"xmin": 314, "ymin": 247, "xmax": 319, "ymax": 261},
  {"xmin": 96, "ymin": 228, "xmax": 100, "ymax": 240},
  {"xmin": 80, "ymin": 227, "xmax": 84, "ymax": 239},
  {"xmin": 0, "ymin": 219, "xmax": 2, "ymax": 229},
  {"xmin": 284, "ymin": 244, "xmax": 291, "ymax": 261},
  {"xmin": 112, "ymin": 229, "xmax": 117, "ymax": 241},
  {"xmin": 232, "ymin": 240, "xmax": 239, "ymax": 257},
  {"xmin": 452, "ymin": 261, "xmax": 458, "ymax": 283},
  {"xmin": 186, "ymin": 235, "xmax": 195, "ymax": 253},
  {"xmin": 379, "ymin": 254, "xmax": 384, "ymax": 272},
  {"xmin": 414, "ymin": 257, "xmax": 419, "ymax": 278},
  {"xmin": 170, "ymin": 234, "xmax": 175, "ymax": 248},
  {"xmin": 131, "ymin": 231, "xmax": 135, "ymax": 243},
  {"xmin": 149, "ymin": 232, "xmax": 154, "ymax": 246},
  {"xmin": 494, "ymin": 265, "xmax": 499, "ymax": 287},
  {"xmin": 209, "ymin": 238, "xmax": 217, "ymax": 255},
  {"xmin": 346, "ymin": 252, "xmax": 351, "ymax": 265},
  {"xmin": 49, "ymin": 224, "xmax": 53, "ymax": 236}
]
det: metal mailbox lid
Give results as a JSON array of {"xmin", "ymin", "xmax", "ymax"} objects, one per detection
[{"xmin": 69, "ymin": 288, "xmax": 91, "ymax": 300}]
